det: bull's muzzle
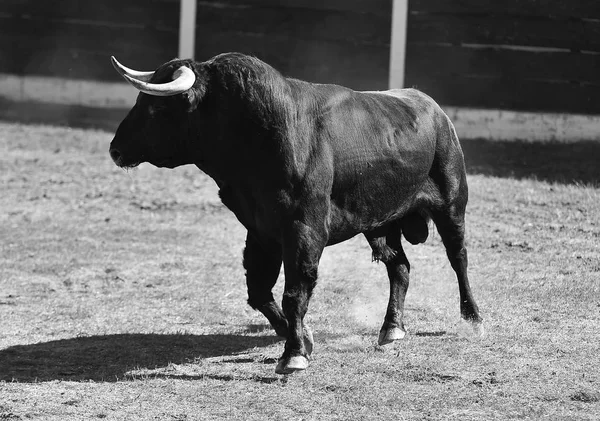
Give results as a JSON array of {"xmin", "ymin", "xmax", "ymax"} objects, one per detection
[{"xmin": 109, "ymin": 146, "xmax": 124, "ymax": 166}]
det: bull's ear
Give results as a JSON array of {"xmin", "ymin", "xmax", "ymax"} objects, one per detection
[
  {"xmin": 180, "ymin": 90, "xmax": 195, "ymax": 112},
  {"xmin": 179, "ymin": 64, "xmax": 208, "ymax": 112},
  {"xmin": 181, "ymin": 85, "xmax": 205, "ymax": 112}
]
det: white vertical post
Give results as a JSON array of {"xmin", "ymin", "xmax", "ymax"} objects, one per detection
[
  {"xmin": 179, "ymin": 0, "xmax": 197, "ymax": 59},
  {"xmin": 389, "ymin": 0, "xmax": 409, "ymax": 89}
]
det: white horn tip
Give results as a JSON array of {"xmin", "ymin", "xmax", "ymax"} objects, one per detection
[{"xmin": 111, "ymin": 56, "xmax": 155, "ymax": 82}]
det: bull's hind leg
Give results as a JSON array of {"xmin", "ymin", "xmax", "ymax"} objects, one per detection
[
  {"xmin": 366, "ymin": 228, "xmax": 410, "ymax": 345},
  {"xmin": 243, "ymin": 232, "xmax": 288, "ymax": 337},
  {"xmin": 430, "ymin": 205, "xmax": 484, "ymax": 336}
]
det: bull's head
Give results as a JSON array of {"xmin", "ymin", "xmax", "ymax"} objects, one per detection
[{"xmin": 109, "ymin": 57, "xmax": 205, "ymax": 169}]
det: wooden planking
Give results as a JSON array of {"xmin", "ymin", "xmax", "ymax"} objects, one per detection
[
  {"xmin": 195, "ymin": 3, "xmax": 391, "ymax": 46},
  {"xmin": 195, "ymin": 30, "xmax": 389, "ymax": 90},
  {"xmin": 409, "ymin": 0, "xmax": 600, "ymax": 20},
  {"xmin": 194, "ymin": 1, "xmax": 392, "ymax": 89},
  {"xmin": 1, "ymin": 0, "xmax": 390, "ymax": 86},
  {"xmin": 407, "ymin": 73, "xmax": 600, "ymax": 114},
  {"xmin": 0, "ymin": 17, "xmax": 177, "ymax": 56},
  {"xmin": 0, "ymin": 0, "xmax": 179, "ymax": 28},
  {"xmin": 0, "ymin": 36, "xmax": 21, "ymax": 75},
  {"xmin": 404, "ymin": 1, "xmax": 600, "ymax": 112},
  {"xmin": 194, "ymin": 0, "xmax": 391, "ymax": 16},
  {"xmin": 408, "ymin": 13, "xmax": 600, "ymax": 51},
  {"xmin": 0, "ymin": 15, "xmax": 177, "ymax": 80},
  {"xmin": 21, "ymin": 49, "xmax": 173, "ymax": 82},
  {"xmin": 0, "ymin": 0, "xmax": 178, "ymax": 80},
  {"xmin": 406, "ymin": 44, "xmax": 600, "ymax": 85}
]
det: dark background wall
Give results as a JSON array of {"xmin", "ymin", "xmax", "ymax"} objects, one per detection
[
  {"xmin": 1, "ymin": 0, "xmax": 598, "ymax": 114},
  {"xmin": 192, "ymin": 0, "xmax": 392, "ymax": 90},
  {"xmin": 0, "ymin": 0, "xmax": 391, "ymax": 90},
  {"xmin": 405, "ymin": 0, "xmax": 600, "ymax": 114},
  {"xmin": 0, "ymin": 0, "xmax": 180, "ymax": 81}
]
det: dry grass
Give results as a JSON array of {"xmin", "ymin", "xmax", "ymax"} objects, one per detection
[{"xmin": 1, "ymin": 121, "xmax": 599, "ymax": 420}]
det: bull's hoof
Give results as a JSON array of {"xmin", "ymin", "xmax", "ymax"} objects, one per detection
[
  {"xmin": 275, "ymin": 355, "xmax": 309, "ymax": 375},
  {"xmin": 458, "ymin": 319, "xmax": 485, "ymax": 338},
  {"xmin": 378, "ymin": 326, "xmax": 406, "ymax": 345}
]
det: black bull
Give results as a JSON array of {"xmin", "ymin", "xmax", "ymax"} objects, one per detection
[{"xmin": 109, "ymin": 53, "xmax": 483, "ymax": 374}]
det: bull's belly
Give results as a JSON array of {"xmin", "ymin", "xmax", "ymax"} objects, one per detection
[
  {"xmin": 326, "ymin": 146, "xmax": 434, "ymax": 245},
  {"xmin": 326, "ymin": 192, "xmax": 419, "ymax": 245}
]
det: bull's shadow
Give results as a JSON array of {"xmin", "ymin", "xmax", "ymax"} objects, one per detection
[
  {"xmin": 0, "ymin": 332, "xmax": 280, "ymax": 382},
  {"xmin": 462, "ymin": 138, "xmax": 600, "ymax": 186}
]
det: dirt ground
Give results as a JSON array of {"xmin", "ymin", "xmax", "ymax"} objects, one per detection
[{"xmin": 0, "ymin": 120, "xmax": 599, "ymax": 420}]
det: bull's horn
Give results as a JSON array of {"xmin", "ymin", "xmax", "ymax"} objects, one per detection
[
  {"xmin": 111, "ymin": 56, "xmax": 154, "ymax": 82},
  {"xmin": 121, "ymin": 66, "xmax": 196, "ymax": 97}
]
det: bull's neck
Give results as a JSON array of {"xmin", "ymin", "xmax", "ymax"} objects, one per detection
[{"xmin": 191, "ymin": 95, "xmax": 293, "ymax": 186}]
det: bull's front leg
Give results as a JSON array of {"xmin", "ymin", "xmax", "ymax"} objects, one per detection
[
  {"xmin": 243, "ymin": 232, "xmax": 288, "ymax": 337},
  {"xmin": 275, "ymin": 220, "xmax": 326, "ymax": 374}
]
